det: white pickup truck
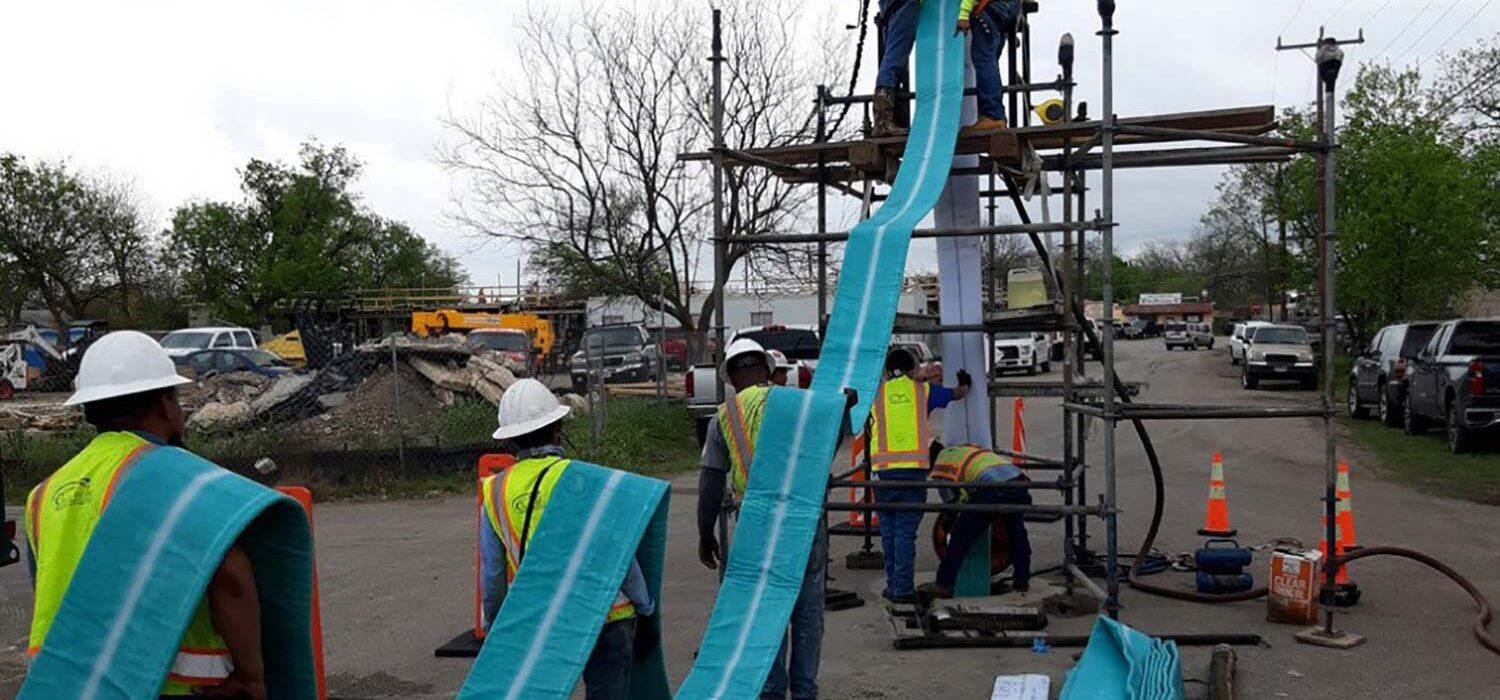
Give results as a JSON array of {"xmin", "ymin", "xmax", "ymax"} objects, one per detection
[
  {"xmin": 686, "ymin": 324, "xmax": 821, "ymax": 445},
  {"xmin": 991, "ymin": 331, "xmax": 1052, "ymax": 375}
]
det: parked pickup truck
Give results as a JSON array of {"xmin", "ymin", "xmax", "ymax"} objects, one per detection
[
  {"xmin": 1402, "ymin": 318, "xmax": 1500, "ymax": 453},
  {"xmin": 686, "ymin": 324, "xmax": 821, "ymax": 445},
  {"xmin": 991, "ymin": 331, "xmax": 1051, "ymax": 375},
  {"xmin": 570, "ymin": 323, "xmax": 661, "ymax": 394}
]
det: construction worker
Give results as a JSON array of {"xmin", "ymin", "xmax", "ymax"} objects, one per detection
[
  {"xmin": 872, "ymin": 0, "xmax": 1021, "ymax": 136},
  {"xmin": 480, "ymin": 378, "xmax": 658, "ymax": 700},
  {"xmin": 769, "ymin": 349, "xmax": 796, "ymax": 387},
  {"xmin": 697, "ymin": 339, "xmax": 825, "ymax": 700},
  {"xmin": 25, "ymin": 331, "xmax": 268, "ymax": 699},
  {"xmin": 926, "ymin": 441, "xmax": 1032, "ymax": 598},
  {"xmin": 870, "ymin": 347, "xmax": 971, "ymax": 604}
]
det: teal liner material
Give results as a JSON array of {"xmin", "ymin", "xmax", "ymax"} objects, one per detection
[
  {"xmin": 677, "ymin": 0, "xmax": 965, "ymax": 696},
  {"xmin": 1059, "ymin": 617, "xmax": 1186, "ymax": 700},
  {"xmin": 19, "ymin": 447, "xmax": 317, "ymax": 700},
  {"xmin": 458, "ymin": 462, "xmax": 671, "ymax": 700}
]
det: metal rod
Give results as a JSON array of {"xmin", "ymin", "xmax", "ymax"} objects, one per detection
[
  {"xmin": 710, "ymin": 9, "xmax": 727, "ymax": 406},
  {"xmin": 1062, "ymin": 403, "xmax": 1327, "ymax": 420},
  {"xmin": 826, "ymin": 479, "xmax": 1073, "ymax": 491},
  {"xmin": 825, "ymin": 502, "xmax": 1101, "ymax": 515},
  {"xmin": 1048, "ymin": 145, "xmax": 1298, "ymax": 170},
  {"xmin": 1113, "ymin": 124, "xmax": 1325, "ymax": 151},
  {"xmin": 1317, "ymin": 41, "xmax": 1343, "ymax": 637},
  {"xmin": 1059, "ymin": 39, "xmax": 1078, "ymax": 590},
  {"xmin": 1067, "ymin": 564, "xmax": 1108, "ymax": 601},
  {"xmin": 728, "ymin": 220, "xmax": 1103, "ymax": 244},
  {"xmin": 1098, "ymin": 0, "xmax": 1120, "ymax": 620},
  {"xmin": 892, "ymin": 632, "xmax": 1265, "ymax": 651},
  {"xmin": 822, "ymin": 81, "xmax": 1070, "ymax": 106},
  {"xmin": 816, "ymin": 84, "xmax": 829, "ymax": 325},
  {"xmin": 1074, "ymin": 163, "xmax": 1090, "ymax": 565}
]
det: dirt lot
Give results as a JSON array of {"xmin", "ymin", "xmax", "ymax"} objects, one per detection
[{"xmin": 1, "ymin": 340, "xmax": 1497, "ymax": 698}]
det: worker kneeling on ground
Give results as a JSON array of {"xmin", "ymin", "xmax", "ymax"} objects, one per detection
[
  {"xmin": 871, "ymin": 347, "xmax": 971, "ymax": 604},
  {"xmin": 26, "ymin": 331, "xmax": 269, "ymax": 699},
  {"xmin": 480, "ymin": 378, "xmax": 658, "ymax": 700},
  {"xmin": 698, "ymin": 339, "xmax": 826, "ymax": 700},
  {"xmin": 926, "ymin": 442, "xmax": 1032, "ymax": 598}
]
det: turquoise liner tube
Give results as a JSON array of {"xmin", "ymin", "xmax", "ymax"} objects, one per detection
[{"xmin": 18, "ymin": 448, "xmax": 318, "ymax": 700}]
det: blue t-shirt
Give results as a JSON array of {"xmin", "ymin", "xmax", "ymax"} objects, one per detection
[{"xmin": 928, "ymin": 384, "xmax": 956, "ymax": 413}]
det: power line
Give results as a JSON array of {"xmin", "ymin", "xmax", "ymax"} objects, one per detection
[
  {"xmin": 1423, "ymin": 52, "xmax": 1500, "ymax": 119},
  {"xmin": 1324, "ymin": 0, "xmax": 1357, "ymax": 26},
  {"xmin": 1393, "ymin": 0, "xmax": 1468, "ymax": 64},
  {"xmin": 1378, "ymin": 0, "xmax": 1442, "ymax": 57},
  {"xmin": 1425, "ymin": 0, "xmax": 1497, "ymax": 60},
  {"xmin": 1362, "ymin": 0, "xmax": 1400, "ymax": 27},
  {"xmin": 1280, "ymin": 0, "xmax": 1311, "ymax": 37}
]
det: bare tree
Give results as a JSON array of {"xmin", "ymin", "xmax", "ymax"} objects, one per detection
[{"xmin": 441, "ymin": 0, "xmax": 847, "ymax": 358}]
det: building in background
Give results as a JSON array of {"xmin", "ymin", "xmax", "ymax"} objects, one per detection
[{"xmin": 1121, "ymin": 293, "xmax": 1216, "ymax": 326}]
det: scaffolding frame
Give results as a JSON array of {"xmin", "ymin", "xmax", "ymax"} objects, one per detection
[{"xmin": 686, "ymin": 2, "xmax": 1346, "ymax": 621}]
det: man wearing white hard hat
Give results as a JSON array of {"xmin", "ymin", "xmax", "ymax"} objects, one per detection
[
  {"xmin": 25, "ymin": 331, "xmax": 269, "ymax": 699},
  {"xmin": 696, "ymin": 339, "xmax": 825, "ymax": 700},
  {"xmin": 477, "ymin": 378, "xmax": 657, "ymax": 700},
  {"xmin": 768, "ymin": 349, "xmax": 796, "ymax": 387}
]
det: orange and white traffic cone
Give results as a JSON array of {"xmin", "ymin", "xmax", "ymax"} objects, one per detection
[
  {"xmin": 1337, "ymin": 461, "xmax": 1359, "ymax": 552},
  {"xmin": 1011, "ymin": 397, "xmax": 1027, "ymax": 465},
  {"xmin": 848, "ymin": 433, "xmax": 879, "ymax": 529},
  {"xmin": 1198, "ymin": 452, "xmax": 1237, "ymax": 537},
  {"xmin": 1319, "ymin": 512, "xmax": 1362, "ymax": 606},
  {"xmin": 276, "ymin": 487, "xmax": 328, "ymax": 700}
]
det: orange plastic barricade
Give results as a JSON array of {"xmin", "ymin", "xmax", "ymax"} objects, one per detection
[
  {"xmin": 434, "ymin": 454, "xmax": 515, "ymax": 657},
  {"xmin": 275, "ymin": 486, "xmax": 326, "ymax": 700},
  {"xmin": 847, "ymin": 433, "xmax": 879, "ymax": 529}
]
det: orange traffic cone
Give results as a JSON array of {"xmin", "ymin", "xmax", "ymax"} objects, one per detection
[
  {"xmin": 1318, "ymin": 515, "xmax": 1352, "ymax": 585},
  {"xmin": 1337, "ymin": 461, "xmax": 1359, "ymax": 551},
  {"xmin": 1011, "ymin": 397, "xmax": 1027, "ymax": 465},
  {"xmin": 1198, "ymin": 452, "xmax": 1237, "ymax": 536}
]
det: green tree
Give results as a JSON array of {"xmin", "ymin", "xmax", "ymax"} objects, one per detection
[{"xmin": 166, "ymin": 142, "xmax": 464, "ymax": 325}]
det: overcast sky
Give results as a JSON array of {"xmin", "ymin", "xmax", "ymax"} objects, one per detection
[{"xmin": 2, "ymin": 1, "xmax": 1494, "ymax": 289}]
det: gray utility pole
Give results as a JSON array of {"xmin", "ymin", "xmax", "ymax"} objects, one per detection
[
  {"xmin": 1097, "ymin": 0, "xmax": 1120, "ymax": 619},
  {"xmin": 1278, "ymin": 26, "xmax": 1364, "ymax": 648}
]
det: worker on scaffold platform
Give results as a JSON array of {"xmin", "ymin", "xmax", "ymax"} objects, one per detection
[{"xmin": 873, "ymin": 0, "xmax": 1022, "ymax": 136}]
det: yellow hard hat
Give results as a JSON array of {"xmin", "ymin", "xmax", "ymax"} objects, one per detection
[{"xmin": 1034, "ymin": 98, "xmax": 1067, "ymax": 125}]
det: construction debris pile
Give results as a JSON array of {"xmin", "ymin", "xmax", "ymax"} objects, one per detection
[{"xmin": 4, "ymin": 337, "xmax": 584, "ymax": 440}]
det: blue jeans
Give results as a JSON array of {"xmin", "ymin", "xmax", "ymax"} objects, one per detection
[
  {"xmin": 971, "ymin": 1, "xmax": 1019, "ymax": 119},
  {"xmin": 875, "ymin": 0, "xmax": 919, "ymax": 88},
  {"xmin": 762, "ymin": 527, "xmax": 827, "ymax": 700},
  {"xmin": 876, "ymin": 469, "xmax": 927, "ymax": 597},
  {"xmin": 582, "ymin": 618, "xmax": 635, "ymax": 700},
  {"xmin": 935, "ymin": 487, "xmax": 1032, "ymax": 589}
]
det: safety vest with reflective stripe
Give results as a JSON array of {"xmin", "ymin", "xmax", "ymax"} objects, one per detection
[
  {"xmin": 870, "ymin": 376, "xmax": 930, "ymax": 470},
  {"xmin": 25, "ymin": 432, "xmax": 231, "ymax": 696},
  {"xmin": 932, "ymin": 444, "xmax": 1024, "ymax": 501},
  {"xmin": 719, "ymin": 384, "xmax": 770, "ymax": 499},
  {"xmin": 481, "ymin": 457, "xmax": 636, "ymax": 623}
]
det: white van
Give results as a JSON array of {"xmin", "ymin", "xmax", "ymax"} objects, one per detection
[
  {"xmin": 160, "ymin": 327, "xmax": 259, "ymax": 359},
  {"xmin": 1229, "ymin": 321, "xmax": 1271, "ymax": 366}
]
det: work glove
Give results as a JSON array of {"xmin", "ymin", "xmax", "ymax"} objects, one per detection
[
  {"xmin": 633, "ymin": 613, "xmax": 661, "ymax": 665},
  {"xmin": 698, "ymin": 535, "xmax": 721, "ymax": 570},
  {"xmin": 956, "ymin": 369, "xmax": 973, "ymax": 387}
]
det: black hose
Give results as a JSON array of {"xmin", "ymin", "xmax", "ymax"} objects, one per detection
[
  {"xmin": 1000, "ymin": 173, "xmax": 1269, "ymax": 604},
  {"xmin": 1333, "ymin": 546, "xmax": 1500, "ymax": 657}
]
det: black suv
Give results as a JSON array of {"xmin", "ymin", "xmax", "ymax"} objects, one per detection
[
  {"xmin": 1403, "ymin": 319, "xmax": 1500, "ymax": 453},
  {"xmin": 569, "ymin": 324, "xmax": 660, "ymax": 393},
  {"xmin": 1347, "ymin": 321, "xmax": 1440, "ymax": 427}
]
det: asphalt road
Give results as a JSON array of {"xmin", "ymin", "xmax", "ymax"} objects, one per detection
[{"xmin": 2, "ymin": 339, "xmax": 1497, "ymax": 698}]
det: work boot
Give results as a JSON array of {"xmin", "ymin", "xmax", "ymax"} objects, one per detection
[
  {"xmin": 965, "ymin": 115, "xmax": 1009, "ymax": 133},
  {"xmin": 871, "ymin": 87, "xmax": 906, "ymax": 138}
]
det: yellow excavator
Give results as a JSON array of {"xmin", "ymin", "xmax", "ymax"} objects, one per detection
[{"xmin": 410, "ymin": 309, "xmax": 555, "ymax": 359}]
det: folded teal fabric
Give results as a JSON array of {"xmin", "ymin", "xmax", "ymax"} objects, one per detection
[
  {"xmin": 1059, "ymin": 617, "xmax": 1186, "ymax": 700},
  {"xmin": 19, "ymin": 448, "xmax": 316, "ymax": 700},
  {"xmin": 457, "ymin": 462, "xmax": 671, "ymax": 700}
]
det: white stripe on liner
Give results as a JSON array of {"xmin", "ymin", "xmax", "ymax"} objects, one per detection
[
  {"xmin": 504, "ymin": 470, "xmax": 625, "ymax": 700},
  {"xmin": 711, "ymin": 390, "xmax": 814, "ymax": 700},
  {"xmin": 838, "ymin": 0, "xmax": 954, "ymax": 394},
  {"xmin": 80, "ymin": 469, "xmax": 230, "ymax": 700}
]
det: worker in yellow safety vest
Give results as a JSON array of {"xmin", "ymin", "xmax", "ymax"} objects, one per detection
[
  {"xmin": 479, "ymin": 378, "xmax": 658, "ymax": 700},
  {"xmin": 25, "ymin": 331, "xmax": 268, "ymax": 699},
  {"xmin": 697, "ymin": 338, "xmax": 826, "ymax": 700},
  {"xmin": 869, "ymin": 346, "xmax": 971, "ymax": 604}
]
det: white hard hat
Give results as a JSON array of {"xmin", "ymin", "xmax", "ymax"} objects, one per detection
[
  {"xmin": 768, "ymin": 349, "xmax": 795, "ymax": 370},
  {"xmin": 721, "ymin": 338, "xmax": 776, "ymax": 383},
  {"xmin": 493, "ymin": 378, "xmax": 571, "ymax": 440},
  {"xmin": 66, "ymin": 331, "xmax": 193, "ymax": 406}
]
